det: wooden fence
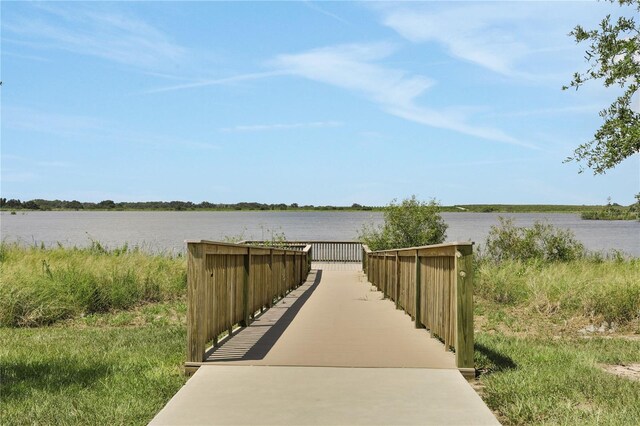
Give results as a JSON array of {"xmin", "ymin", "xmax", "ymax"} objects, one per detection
[
  {"xmin": 243, "ymin": 241, "xmax": 363, "ymax": 262},
  {"xmin": 363, "ymin": 242, "xmax": 474, "ymax": 377},
  {"xmin": 185, "ymin": 240, "xmax": 311, "ymax": 370}
]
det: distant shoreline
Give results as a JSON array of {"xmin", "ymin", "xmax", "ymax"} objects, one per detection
[{"xmin": 1, "ymin": 203, "xmax": 637, "ymax": 218}]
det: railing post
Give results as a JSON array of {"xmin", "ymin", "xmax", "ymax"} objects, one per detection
[
  {"xmin": 362, "ymin": 247, "xmax": 367, "ymax": 272},
  {"xmin": 283, "ymin": 253, "xmax": 287, "ymax": 297},
  {"xmin": 414, "ymin": 249, "xmax": 422, "ymax": 328},
  {"xmin": 455, "ymin": 249, "xmax": 474, "ymax": 376},
  {"xmin": 395, "ymin": 252, "xmax": 400, "ymax": 309},
  {"xmin": 268, "ymin": 249, "xmax": 274, "ymax": 308},
  {"xmin": 242, "ymin": 247, "xmax": 251, "ymax": 327},
  {"xmin": 187, "ymin": 242, "xmax": 207, "ymax": 363}
]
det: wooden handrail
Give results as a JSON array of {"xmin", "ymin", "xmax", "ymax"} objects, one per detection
[
  {"xmin": 242, "ymin": 240, "xmax": 364, "ymax": 263},
  {"xmin": 364, "ymin": 242, "xmax": 475, "ymax": 377},
  {"xmin": 185, "ymin": 240, "xmax": 311, "ymax": 370}
]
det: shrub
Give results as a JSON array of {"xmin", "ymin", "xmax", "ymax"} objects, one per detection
[
  {"xmin": 484, "ymin": 217, "xmax": 585, "ymax": 263},
  {"xmin": 358, "ymin": 195, "xmax": 447, "ymax": 250}
]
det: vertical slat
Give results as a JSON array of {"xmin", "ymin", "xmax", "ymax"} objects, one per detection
[
  {"xmin": 414, "ymin": 250, "xmax": 421, "ymax": 328},
  {"xmin": 269, "ymin": 249, "xmax": 274, "ymax": 308},
  {"xmin": 242, "ymin": 249, "xmax": 250, "ymax": 326},
  {"xmin": 456, "ymin": 251, "xmax": 474, "ymax": 370},
  {"xmin": 187, "ymin": 242, "xmax": 206, "ymax": 362},
  {"xmin": 395, "ymin": 252, "xmax": 400, "ymax": 309}
]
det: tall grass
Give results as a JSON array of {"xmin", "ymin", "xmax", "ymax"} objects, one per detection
[
  {"xmin": 0, "ymin": 242, "xmax": 186, "ymax": 327},
  {"xmin": 476, "ymin": 259, "xmax": 640, "ymax": 325}
]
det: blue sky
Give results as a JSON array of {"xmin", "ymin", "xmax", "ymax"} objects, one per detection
[{"xmin": 2, "ymin": 1, "xmax": 638, "ymax": 206}]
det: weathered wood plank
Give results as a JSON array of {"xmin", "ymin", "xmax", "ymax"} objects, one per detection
[
  {"xmin": 186, "ymin": 242, "xmax": 206, "ymax": 363},
  {"xmin": 455, "ymin": 251, "xmax": 474, "ymax": 370}
]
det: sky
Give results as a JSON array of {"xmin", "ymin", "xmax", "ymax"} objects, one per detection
[{"xmin": 1, "ymin": 1, "xmax": 639, "ymax": 206}]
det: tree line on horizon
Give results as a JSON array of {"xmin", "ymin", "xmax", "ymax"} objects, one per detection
[{"xmin": 0, "ymin": 198, "xmax": 377, "ymax": 211}]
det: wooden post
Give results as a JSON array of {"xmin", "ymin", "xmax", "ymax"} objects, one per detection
[
  {"xmin": 382, "ymin": 254, "xmax": 387, "ymax": 299},
  {"xmin": 268, "ymin": 249, "xmax": 274, "ymax": 308},
  {"xmin": 395, "ymin": 252, "xmax": 401, "ymax": 309},
  {"xmin": 455, "ymin": 249, "xmax": 474, "ymax": 377},
  {"xmin": 414, "ymin": 250, "xmax": 422, "ymax": 328},
  {"xmin": 283, "ymin": 254, "xmax": 287, "ymax": 297},
  {"xmin": 187, "ymin": 242, "xmax": 207, "ymax": 363},
  {"xmin": 242, "ymin": 248, "xmax": 251, "ymax": 326}
]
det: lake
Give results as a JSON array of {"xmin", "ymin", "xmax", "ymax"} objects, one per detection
[{"xmin": 1, "ymin": 211, "xmax": 638, "ymax": 256}]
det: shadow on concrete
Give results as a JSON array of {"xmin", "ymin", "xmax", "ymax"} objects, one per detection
[{"xmin": 206, "ymin": 269, "xmax": 323, "ymax": 362}]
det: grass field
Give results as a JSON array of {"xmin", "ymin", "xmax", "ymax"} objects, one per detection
[
  {"xmin": 474, "ymin": 258, "xmax": 640, "ymax": 425},
  {"xmin": 0, "ymin": 302, "xmax": 187, "ymax": 425},
  {"xmin": 1, "ymin": 244, "xmax": 639, "ymax": 425}
]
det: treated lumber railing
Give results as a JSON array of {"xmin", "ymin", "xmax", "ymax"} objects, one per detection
[
  {"xmin": 243, "ymin": 241, "xmax": 363, "ymax": 262},
  {"xmin": 363, "ymin": 242, "xmax": 475, "ymax": 377},
  {"xmin": 185, "ymin": 240, "xmax": 311, "ymax": 369}
]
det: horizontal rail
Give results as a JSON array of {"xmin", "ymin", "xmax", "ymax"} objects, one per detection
[
  {"xmin": 243, "ymin": 241, "xmax": 363, "ymax": 263},
  {"xmin": 186, "ymin": 240, "xmax": 311, "ymax": 368},
  {"xmin": 363, "ymin": 242, "xmax": 474, "ymax": 376}
]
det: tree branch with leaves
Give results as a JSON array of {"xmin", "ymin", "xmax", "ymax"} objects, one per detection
[{"xmin": 563, "ymin": 0, "xmax": 639, "ymax": 174}]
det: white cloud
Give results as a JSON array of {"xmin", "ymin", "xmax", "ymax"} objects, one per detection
[
  {"xmin": 145, "ymin": 71, "xmax": 287, "ymax": 94},
  {"xmin": 304, "ymin": 1, "xmax": 350, "ymax": 25},
  {"xmin": 220, "ymin": 121, "xmax": 343, "ymax": 132},
  {"xmin": 485, "ymin": 104, "xmax": 601, "ymax": 118},
  {"xmin": 3, "ymin": 4, "xmax": 186, "ymax": 71},
  {"xmin": 377, "ymin": 2, "xmax": 607, "ymax": 80},
  {"xmin": 270, "ymin": 43, "xmax": 534, "ymax": 148}
]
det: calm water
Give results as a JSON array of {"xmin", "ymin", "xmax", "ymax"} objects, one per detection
[{"xmin": 1, "ymin": 211, "xmax": 638, "ymax": 256}]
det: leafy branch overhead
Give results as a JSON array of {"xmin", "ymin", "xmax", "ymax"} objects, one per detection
[{"xmin": 563, "ymin": 0, "xmax": 640, "ymax": 174}]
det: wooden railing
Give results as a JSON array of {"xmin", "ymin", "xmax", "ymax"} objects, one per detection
[
  {"xmin": 363, "ymin": 242, "xmax": 474, "ymax": 377},
  {"xmin": 185, "ymin": 240, "xmax": 311, "ymax": 369},
  {"xmin": 243, "ymin": 241, "xmax": 363, "ymax": 262}
]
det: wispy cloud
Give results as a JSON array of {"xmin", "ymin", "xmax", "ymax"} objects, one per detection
[
  {"xmin": 1, "ymin": 50, "xmax": 50, "ymax": 62},
  {"xmin": 270, "ymin": 43, "xmax": 534, "ymax": 148},
  {"xmin": 144, "ymin": 70, "xmax": 287, "ymax": 94},
  {"xmin": 377, "ymin": 2, "xmax": 597, "ymax": 80},
  {"xmin": 485, "ymin": 104, "xmax": 601, "ymax": 118},
  {"xmin": 220, "ymin": 121, "xmax": 343, "ymax": 132},
  {"xmin": 304, "ymin": 1, "xmax": 350, "ymax": 25},
  {"xmin": 3, "ymin": 4, "xmax": 186, "ymax": 71}
]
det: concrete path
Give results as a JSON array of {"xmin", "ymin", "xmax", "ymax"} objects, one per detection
[
  {"xmin": 150, "ymin": 366, "xmax": 499, "ymax": 425},
  {"xmin": 206, "ymin": 268, "xmax": 455, "ymax": 368},
  {"xmin": 151, "ymin": 268, "xmax": 500, "ymax": 425}
]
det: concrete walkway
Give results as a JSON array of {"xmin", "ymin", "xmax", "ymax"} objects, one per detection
[{"xmin": 150, "ymin": 268, "xmax": 500, "ymax": 425}]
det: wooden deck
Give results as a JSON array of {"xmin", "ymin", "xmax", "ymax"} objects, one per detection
[
  {"xmin": 198, "ymin": 268, "xmax": 455, "ymax": 368},
  {"xmin": 153, "ymin": 266, "xmax": 499, "ymax": 425}
]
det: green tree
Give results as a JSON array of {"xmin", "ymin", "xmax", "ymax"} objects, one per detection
[
  {"xmin": 358, "ymin": 195, "xmax": 447, "ymax": 251},
  {"xmin": 563, "ymin": 0, "xmax": 639, "ymax": 174}
]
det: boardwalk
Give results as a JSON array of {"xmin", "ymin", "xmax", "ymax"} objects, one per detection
[{"xmin": 151, "ymin": 265, "xmax": 499, "ymax": 425}]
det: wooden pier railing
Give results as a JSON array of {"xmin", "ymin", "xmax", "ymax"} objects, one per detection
[
  {"xmin": 363, "ymin": 242, "xmax": 475, "ymax": 377},
  {"xmin": 243, "ymin": 241, "xmax": 363, "ymax": 262},
  {"xmin": 185, "ymin": 240, "xmax": 311, "ymax": 371}
]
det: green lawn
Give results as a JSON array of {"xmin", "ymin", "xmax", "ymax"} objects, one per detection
[
  {"xmin": 475, "ymin": 334, "xmax": 640, "ymax": 425},
  {"xmin": 0, "ymin": 302, "xmax": 188, "ymax": 425},
  {"xmin": 2, "ymin": 244, "xmax": 639, "ymax": 425}
]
